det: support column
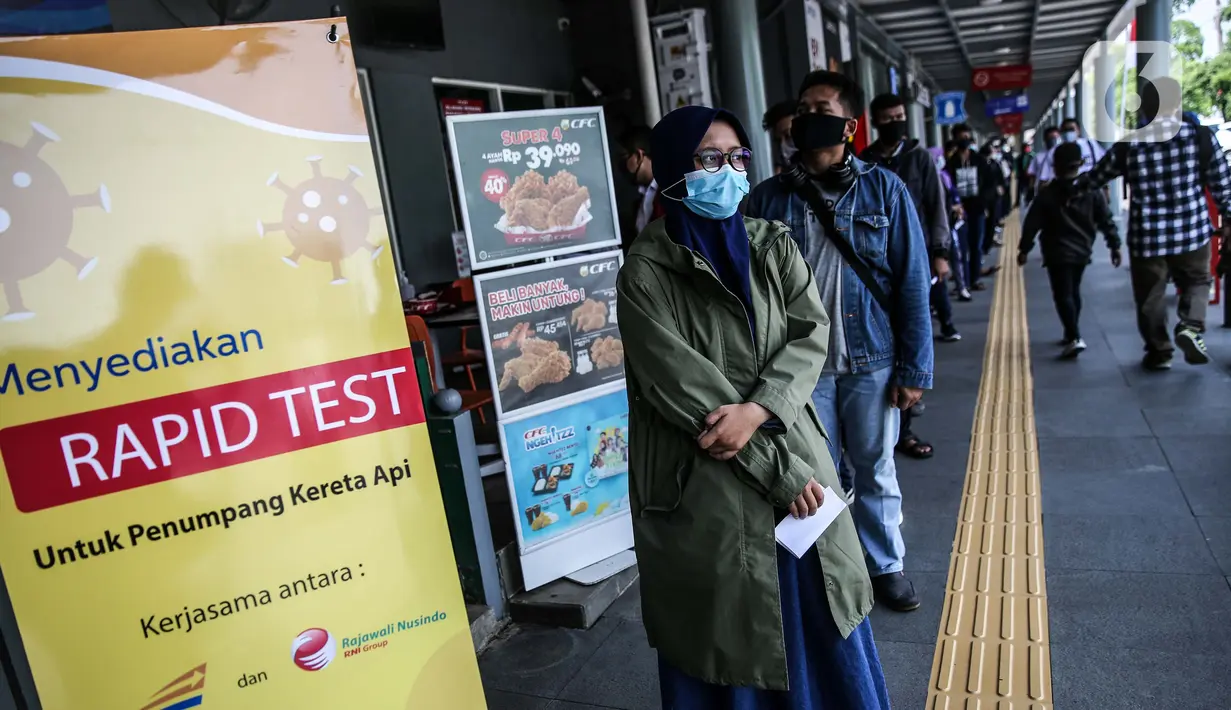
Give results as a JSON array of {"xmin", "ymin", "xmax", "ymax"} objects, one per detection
[
  {"xmin": 908, "ymin": 100, "xmax": 926, "ymax": 142},
  {"xmin": 1073, "ymin": 78, "xmax": 1083, "ymax": 125},
  {"xmin": 905, "ymin": 59, "xmax": 925, "ymax": 140},
  {"xmin": 714, "ymin": 0, "xmax": 773, "ymax": 181},
  {"xmin": 1095, "ymin": 34, "xmax": 1123, "ymax": 216},
  {"xmin": 930, "ymin": 115, "xmax": 943, "ymax": 148},
  {"xmin": 630, "ymin": 0, "xmax": 661, "ymax": 125},
  {"xmin": 1136, "ymin": 0, "xmax": 1171, "ymax": 80}
]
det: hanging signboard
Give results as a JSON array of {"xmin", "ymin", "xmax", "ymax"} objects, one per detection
[
  {"xmin": 446, "ymin": 107, "xmax": 622, "ymax": 270},
  {"xmin": 993, "ymin": 112, "xmax": 1025, "ymax": 134},
  {"xmin": 803, "ymin": 0, "xmax": 826, "ymax": 71},
  {"xmin": 472, "ymin": 251, "xmax": 625, "ymax": 419},
  {"xmin": 985, "ymin": 93, "xmax": 1030, "ymax": 117},
  {"xmin": 971, "ymin": 64, "xmax": 1033, "ymax": 92},
  {"xmin": 498, "ymin": 387, "xmax": 633, "ymax": 590},
  {"xmin": 934, "ymin": 91, "xmax": 968, "ymax": 125},
  {"xmin": 0, "ymin": 19, "xmax": 485, "ymax": 710}
]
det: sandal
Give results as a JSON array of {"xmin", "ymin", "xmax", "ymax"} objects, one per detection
[{"xmin": 896, "ymin": 435, "xmax": 934, "ymax": 459}]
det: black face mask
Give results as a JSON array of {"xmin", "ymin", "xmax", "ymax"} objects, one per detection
[
  {"xmin": 956, "ymin": 138, "xmax": 974, "ymax": 151},
  {"xmin": 791, "ymin": 112, "xmax": 851, "ymax": 151},
  {"xmin": 875, "ymin": 120, "xmax": 908, "ymax": 145}
]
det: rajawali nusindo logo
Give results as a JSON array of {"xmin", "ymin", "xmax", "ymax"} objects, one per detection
[
  {"xmin": 1086, "ymin": 41, "xmax": 1183, "ymax": 144},
  {"xmin": 291, "ymin": 628, "xmax": 337, "ymax": 671}
]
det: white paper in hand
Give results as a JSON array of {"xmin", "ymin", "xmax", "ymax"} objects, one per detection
[{"xmin": 774, "ymin": 486, "xmax": 849, "ymax": 558}]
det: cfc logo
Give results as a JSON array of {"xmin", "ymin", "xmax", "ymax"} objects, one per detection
[
  {"xmin": 291, "ymin": 628, "xmax": 337, "ymax": 671},
  {"xmin": 581, "ymin": 260, "xmax": 618, "ymax": 277}
]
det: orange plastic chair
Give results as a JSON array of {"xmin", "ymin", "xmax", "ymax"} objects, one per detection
[
  {"xmin": 440, "ymin": 278, "xmax": 488, "ymax": 399},
  {"xmin": 405, "ymin": 315, "xmax": 493, "ymax": 423}
]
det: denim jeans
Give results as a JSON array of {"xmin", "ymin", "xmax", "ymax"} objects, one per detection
[
  {"xmin": 811, "ymin": 367, "xmax": 905, "ymax": 577},
  {"xmin": 950, "ymin": 223, "xmax": 969, "ymax": 291}
]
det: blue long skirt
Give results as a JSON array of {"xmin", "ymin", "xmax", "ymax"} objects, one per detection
[{"xmin": 658, "ymin": 545, "xmax": 891, "ymax": 710}]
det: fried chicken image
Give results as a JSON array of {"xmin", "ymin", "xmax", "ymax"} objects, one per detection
[
  {"xmin": 547, "ymin": 170, "xmax": 580, "ymax": 203},
  {"xmin": 591, "ymin": 336, "xmax": 624, "ymax": 370},
  {"xmin": 500, "ymin": 168, "xmax": 591, "ymax": 233},
  {"xmin": 571, "ymin": 298, "xmax": 608, "ymax": 333},
  {"xmin": 499, "ymin": 337, "xmax": 573, "ymax": 393},
  {"xmin": 548, "ymin": 186, "xmax": 591, "ymax": 229},
  {"xmin": 500, "ymin": 170, "xmax": 548, "ymax": 212},
  {"xmin": 509, "ymin": 198, "xmax": 553, "ymax": 231},
  {"xmin": 493, "ymin": 322, "xmax": 531, "ymax": 350}
]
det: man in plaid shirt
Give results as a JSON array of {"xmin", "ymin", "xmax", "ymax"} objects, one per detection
[{"xmin": 1078, "ymin": 79, "xmax": 1231, "ymax": 370}]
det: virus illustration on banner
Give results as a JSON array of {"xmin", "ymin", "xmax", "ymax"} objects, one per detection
[
  {"xmin": 0, "ymin": 122, "xmax": 109, "ymax": 322},
  {"xmin": 258, "ymin": 156, "xmax": 385, "ymax": 285}
]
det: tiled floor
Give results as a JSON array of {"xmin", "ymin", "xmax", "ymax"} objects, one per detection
[{"xmin": 478, "ymin": 236, "xmax": 1231, "ymax": 709}]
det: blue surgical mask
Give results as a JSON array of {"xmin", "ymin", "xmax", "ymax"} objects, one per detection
[
  {"xmin": 672, "ymin": 165, "xmax": 750, "ymax": 220},
  {"xmin": 1062, "ymin": 130, "xmax": 1078, "ymax": 143}
]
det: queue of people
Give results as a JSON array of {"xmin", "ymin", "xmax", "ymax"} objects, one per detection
[
  {"xmin": 610, "ymin": 61, "xmax": 1227, "ymax": 710},
  {"xmin": 612, "ymin": 68, "xmax": 999, "ymax": 708}
]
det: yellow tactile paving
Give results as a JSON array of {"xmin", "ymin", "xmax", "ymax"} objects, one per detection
[{"xmin": 926, "ymin": 214, "xmax": 1053, "ymax": 710}]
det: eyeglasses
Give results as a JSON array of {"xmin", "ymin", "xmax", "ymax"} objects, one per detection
[{"xmin": 694, "ymin": 147, "xmax": 752, "ymax": 173}]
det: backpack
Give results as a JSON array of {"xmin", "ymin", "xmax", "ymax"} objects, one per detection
[
  {"xmin": 1182, "ymin": 113, "xmax": 1216, "ymax": 184},
  {"xmin": 1117, "ymin": 115, "xmax": 1216, "ymax": 199}
]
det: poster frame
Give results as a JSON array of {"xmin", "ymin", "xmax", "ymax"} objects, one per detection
[
  {"xmin": 471, "ymin": 249, "xmax": 626, "ymax": 421},
  {"xmin": 495, "ymin": 383, "xmax": 634, "ymax": 590},
  {"xmin": 445, "ymin": 106, "xmax": 624, "ymax": 271}
]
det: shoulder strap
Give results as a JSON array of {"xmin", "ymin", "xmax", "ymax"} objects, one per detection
[
  {"xmin": 793, "ymin": 179, "xmax": 893, "ymax": 313},
  {"xmin": 1197, "ymin": 125, "xmax": 1214, "ymax": 185},
  {"xmin": 1183, "ymin": 114, "xmax": 1214, "ymax": 184}
]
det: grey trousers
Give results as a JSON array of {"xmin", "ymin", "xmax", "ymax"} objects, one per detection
[{"xmin": 1129, "ymin": 242, "xmax": 1211, "ymax": 355}]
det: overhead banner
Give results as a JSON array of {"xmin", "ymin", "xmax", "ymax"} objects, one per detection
[
  {"xmin": 498, "ymin": 388, "xmax": 633, "ymax": 590},
  {"xmin": 473, "ymin": 251, "xmax": 625, "ymax": 419},
  {"xmin": 0, "ymin": 19, "xmax": 484, "ymax": 710},
  {"xmin": 985, "ymin": 93, "xmax": 1030, "ymax": 118},
  {"xmin": 993, "ymin": 113, "xmax": 1024, "ymax": 134},
  {"xmin": 446, "ymin": 107, "xmax": 622, "ymax": 270},
  {"xmin": 971, "ymin": 64, "xmax": 1033, "ymax": 92},
  {"xmin": 934, "ymin": 91, "xmax": 967, "ymax": 126}
]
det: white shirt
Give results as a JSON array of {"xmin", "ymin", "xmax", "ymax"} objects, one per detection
[
  {"xmin": 636, "ymin": 179, "xmax": 658, "ymax": 234},
  {"xmin": 1036, "ymin": 138, "xmax": 1105, "ymax": 182}
]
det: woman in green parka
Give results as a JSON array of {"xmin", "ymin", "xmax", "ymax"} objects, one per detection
[{"xmin": 616, "ymin": 105, "xmax": 890, "ymax": 708}]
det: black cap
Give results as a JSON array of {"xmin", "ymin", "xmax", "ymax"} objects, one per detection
[{"xmin": 1054, "ymin": 142, "xmax": 1083, "ymax": 171}]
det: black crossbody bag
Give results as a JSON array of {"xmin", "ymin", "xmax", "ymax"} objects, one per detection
[{"xmin": 791, "ymin": 177, "xmax": 892, "ymax": 313}]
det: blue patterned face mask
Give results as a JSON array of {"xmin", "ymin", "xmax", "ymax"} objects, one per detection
[{"xmin": 668, "ymin": 165, "xmax": 750, "ymax": 220}]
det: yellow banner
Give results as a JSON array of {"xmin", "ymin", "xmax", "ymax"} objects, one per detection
[{"xmin": 0, "ymin": 19, "xmax": 485, "ymax": 710}]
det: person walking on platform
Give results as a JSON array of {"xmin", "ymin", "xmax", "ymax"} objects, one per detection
[
  {"xmin": 1018, "ymin": 142, "xmax": 1122, "ymax": 359},
  {"xmin": 617, "ymin": 104, "xmax": 891, "ymax": 709},
  {"xmin": 861, "ymin": 92, "xmax": 958, "ymax": 462},
  {"xmin": 942, "ymin": 140, "xmax": 974, "ymax": 301},
  {"xmin": 1076, "ymin": 77, "xmax": 1231, "ymax": 370},
  {"xmin": 1026, "ymin": 126, "xmax": 1061, "ymax": 198},
  {"xmin": 746, "ymin": 71, "xmax": 934, "ymax": 613},
  {"xmin": 946, "ymin": 124, "xmax": 1001, "ymax": 291},
  {"xmin": 1037, "ymin": 118, "xmax": 1104, "ymax": 183}
]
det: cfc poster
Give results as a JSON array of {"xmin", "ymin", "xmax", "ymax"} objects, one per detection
[
  {"xmin": 499, "ymin": 390, "xmax": 630, "ymax": 551},
  {"xmin": 498, "ymin": 388, "xmax": 633, "ymax": 590},
  {"xmin": 446, "ymin": 107, "xmax": 622, "ymax": 269},
  {"xmin": 0, "ymin": 19, "xmax": 485, "ymax": 710},
  {"xmin": 473, "ymin": 252, "xmax": 625, "ymax": 418}
]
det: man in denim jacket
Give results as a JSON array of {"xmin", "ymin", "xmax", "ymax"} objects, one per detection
[{"xmin": 746, "ymin": 70, "xmax": 934, "ymax": 612}]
